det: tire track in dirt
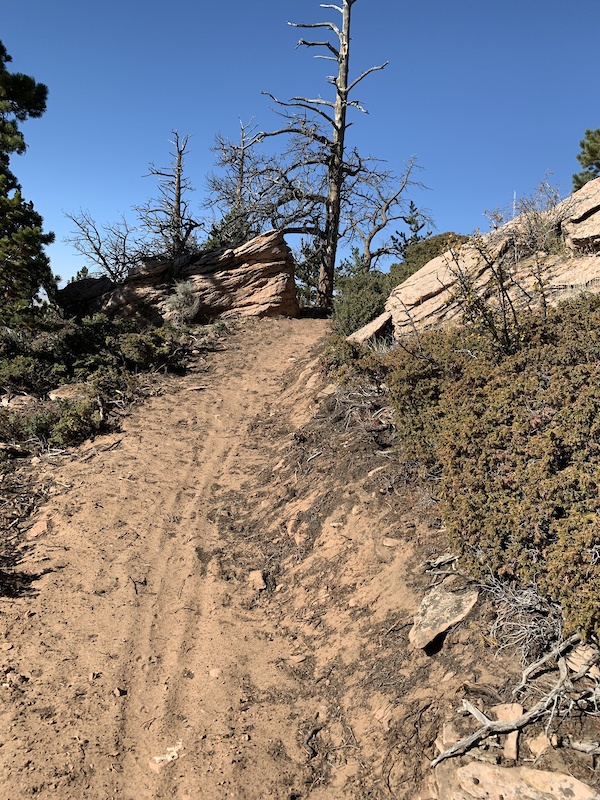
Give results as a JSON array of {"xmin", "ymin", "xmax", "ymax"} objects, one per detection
[
  {"xmin": 6, "ymin": 317, "xmax": 593, "ymax": 800},
  {"xmin": 0, "ymin": 318, "xmax": 329, "ymax": 799}
]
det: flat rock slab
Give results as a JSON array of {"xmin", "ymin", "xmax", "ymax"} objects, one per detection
[
  {"xmin": 409, "ymin": 584, "xmax": 478, "ymax": 649},
  {"xmin": 449, "ymin": 762, "xmax": 600, "ymax": 799},
  {"xmin": 490, "ymin": 703, "xmax": 523, "ymax": 760},
  {"xmin": 350, "ymin": 178, "xmax": 600, "ymax": 342}
]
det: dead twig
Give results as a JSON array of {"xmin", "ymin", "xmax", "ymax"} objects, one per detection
[
  {"xmin": 129, "ymin": 576, "xmax": 147, "ymax": 595},
  {"xmin": 384, "ymin": 617, "xmax": 411, "ymax": 637},
  {"xmin": 431, "ymin": 658, "xmax": 570, "ymax": 768},
  {"xmin": 303, "ymin": 723, "xmax": 323, "ymax": 759},
  {"xmin": 512, "ymin": 631, "xmax": 581, "ymax": 695}
]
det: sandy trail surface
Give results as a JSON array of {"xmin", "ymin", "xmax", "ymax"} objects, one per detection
[
  {"xmin": 5, "ymin": 317, "xmax": 596, "ymax": 800},
  {"xmin": 0, "ymin": 318, "xmax": 336, "ymax": 799}
]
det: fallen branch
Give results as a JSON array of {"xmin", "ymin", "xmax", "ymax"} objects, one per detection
[
  {"xmin": 431, "ymin": 659, "xmax": 569, "ymax": 768},
  {"xmin": 512, "ymin": 631, "xmax": 581, "ymax": 695},
  {"xmin": 564, "ymin": 738, "xmax": 600, "ymax": 756},
  {"xmin": 0, "ymin": 443, "xmax": 30, "ymax": 457},
  {"xmin": 462, "ymin": 699, "xmax": 492, "ymax": 727}
]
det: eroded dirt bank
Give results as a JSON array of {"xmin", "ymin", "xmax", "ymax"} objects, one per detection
[{"xmin": 1, "ymin": 317, "xmax": 598, "ymax": 800}]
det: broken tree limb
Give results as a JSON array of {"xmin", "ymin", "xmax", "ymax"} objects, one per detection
[
  {"xmin": 512, "ymin": 631, "xmax": 581, "ymax": 696},
  {"xmin": 564, "ymin": 738, "xmax": 600, "ymax": 756},
  {"xmin": 431, "ymin": 659, "xmax": 569, "ymax": 768},
  {"xmin": 462, "ymin": 699, "xmax": 493, "ymax": 727}
]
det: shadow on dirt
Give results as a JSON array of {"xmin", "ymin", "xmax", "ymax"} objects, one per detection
[{"xmin": 0, "ymin": 567, "xmax": 41, "ymax": 598}]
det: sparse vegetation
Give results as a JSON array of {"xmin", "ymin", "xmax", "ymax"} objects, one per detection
[
  {"xmin": 165, "ymin": 280, "xmax": 201, "ymax": 325},
  {"xmin": 0, "ymin": 311, "xmax": 195, "ymax": 459},
  {"xmin": 325, "ymin": 293, "xmax": 600, "ymax": 638},
  {"xmin": 331, "ymin": 234, "xmax": 467, "ymax": 336}
]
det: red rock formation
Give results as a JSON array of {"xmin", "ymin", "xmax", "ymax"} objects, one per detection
[{"xmin": 57, "ymin": 230, "xmax": 299, "ymax": 322}]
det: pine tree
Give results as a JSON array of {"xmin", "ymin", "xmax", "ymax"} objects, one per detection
[
  {"xmin": 202, "ymin": 209, "xmax": 258, "ymax": 251},
  {"xmin": 0, "ymin": 40, "xmax": 54, "ymax": 319},
  {"xmin": 573, "ymin": 127, "xmax": 600, "ymax": 192}
]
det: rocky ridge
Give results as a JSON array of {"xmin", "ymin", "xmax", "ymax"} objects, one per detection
[
  {"xmin": 57, "ymin": 229, "xmax": 299, "ymax": 322},
  {"xmin": 350, "ymin": 178, "xmax": 600, "ymax": 342}
]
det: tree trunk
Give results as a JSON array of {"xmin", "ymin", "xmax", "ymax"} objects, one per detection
[
  {"xmin": 316, "ymin": 0, "xmax": 353, "ymax": 310},
  {"xmin": 171, "ymin": 137, "xmax": 184, "ymax": 258}
]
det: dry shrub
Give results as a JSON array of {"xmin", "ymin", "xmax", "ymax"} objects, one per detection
[{"xmin": 382, "ymin": 294, "xmax": 600, "ymax": 637}]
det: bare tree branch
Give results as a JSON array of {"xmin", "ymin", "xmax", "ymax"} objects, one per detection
[
  {"xmin": 347, "ymin": 62, "xmax": 389, "ymax": 93},
  {"xmin": 64, "ymin": 209, "xmax": 141, "ymax": 283},
  {"xmin": 288, "ymin": 20, "xmax": 341, "ymax": 38},
  {"xmin": 296, "ymin": 39, "xmax": 340, "ymax": 58}
]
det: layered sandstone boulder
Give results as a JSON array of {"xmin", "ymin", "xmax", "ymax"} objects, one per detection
[
  {"xmin": 350, "ymin": 179, "xmax": 600, "ymax": 342},
  {"xmin": 57, "ymin": 230, "xmax": 299, "ymax": 322}
]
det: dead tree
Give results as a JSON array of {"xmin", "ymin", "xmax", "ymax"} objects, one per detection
[
  {"xmin": 65, "ymin": 133, "xmax": 204, "ymax": 281},
  {"xmin": 260, "ymin": 0, "xmax": 389, "ymax": 309},
  {"xmin": 206, "ymin": 2, "xmax": 427, "ymax": 306},
  {"xmin": 135, "ymin": 131, "xmax": 203, "ymax": 263},
  {"xmin": 205, "ymin": 120, "xmax": 268, "ymax": 247},
  {"xmin": 64, "ymin": 209, "xmax": 141, "ymax": 283}
]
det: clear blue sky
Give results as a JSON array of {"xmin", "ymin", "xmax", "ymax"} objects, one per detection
[{"xmin": 3, "ymin": 0, "xmax": 598, "ymax": 282}]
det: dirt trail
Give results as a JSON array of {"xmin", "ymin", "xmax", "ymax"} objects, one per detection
[
  {"xmin": 3, "ymin": 317, "xmax": 597, "ymax": 800},
  {"xmin": 0, "ymin": 318, "xmax": 334, "ymax": 799}
]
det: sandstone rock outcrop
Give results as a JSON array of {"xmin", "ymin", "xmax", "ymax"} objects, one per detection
[
  {"xmin": 57, "ymin": 230, "xmax": 299, "ymax": 322},
  {"xmin": 434, "ymin": 762, "xmax": 599, "ymax": 800},
  {"xmin": 350, "ymin": 179, "xmax": 600, "ymax": 342},
  {"xmin": 56, "ymin": 275, "xmax": 116, "ymax": 320}
]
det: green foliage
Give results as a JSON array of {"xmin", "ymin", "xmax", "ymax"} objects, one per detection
[
  {"xmin": 331, "ymin": 235, "xmax": 468, "ymax": 336},
  {"xmin": 0, "ymin": 41, "xmax": 48, "ymax": 190},
  {"xmin": 389, "ymin": 232, "xmax": 469, "ymax": 286},
  {"xmin": 389, "ymin": 200, "xmax": 431, "ymax": 258},
  {"xmin": 202, "ymin": 209, "xmax": 258, "ymax": 250},
  {"xmin": 573, "ymin": 127, "xmax": 600, "ymax": 191},
  {"xmin": 68, "ymin": 266, "xmax": 91, "ymax": 283},
  {"xmin": 165, "ymin": 281, "xmax": 201, "ymax": 325},
  {"xmin": 0, "ymin": 312, "xmax": 188, "ymax": 397},
  {"xmin": 321, "ymin": 335, "xmax": 388, "ymax": 388},
  {"xmin": 0, "ymin": 310, "xmax": 194, "ymax": 455},
  {"xmin": 321, "ymin": 336, "xmax": 366, "ymax": 384},
  {"xmin": 332, "ymin": 248, "xmax": 387, "ymax": 335},
  {"xmin": 0, "ymin": 41, "xmax": 55, "ymax": 318},
  {"xmin": 1, "ymin": 384, "xmax": 110, "ymax": 449},
  {"xmin": 0, "ymin": 353, "xmax": 66, "ymax": 396},
  {"xmin": 377, "ymin": 294, "xmax": 600, "ymax": 636},
  {"xmin": 294, "ymin": 238, "xmax": 322, "ymax": 308},
  {"xmin": 333, "ymin": 270, "xmax": 393, "ymax": 336},
  {"xmin": 0, "ymin": 189, "xmax": 55, "ymax": 315}
]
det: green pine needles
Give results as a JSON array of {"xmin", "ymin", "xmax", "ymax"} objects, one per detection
[{"xmin": 573, "ymin": 127, "xmax": 600, "ymax": 192}]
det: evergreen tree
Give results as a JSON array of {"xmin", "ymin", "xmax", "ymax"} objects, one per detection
[
  {"xmin": 202, "ymin": 209, "xmax": 258, "ymax": 251},
  {"xmin": 0, "ymin": 41, "xmax": 55, "ymax": 319},
  {"xmin": 333, "ymin": 247, "xmax": 390, "ymax": 334},
  {"xmin": 573, "ymin": 127, "xmax": 600, "ymax": 192},
  {"xmin": 389, "ymin": 232, "xmax": 469, "ymax": 285},
  {"xmin": 294, "ymin": 238, "xmax": 322, "ymax": 308}
]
